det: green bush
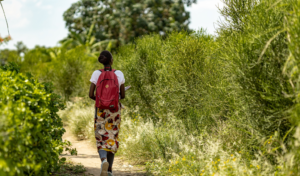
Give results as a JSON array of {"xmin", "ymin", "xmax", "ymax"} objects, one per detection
[
  {"xmin": 282, "ymin": 0, "xmax": 300, "ymax": 172},
  {"xmin": 45, "ymin": 46, "xmax": 94, "ymax": 100},
  {"xmin": 114, "ymin": 32, "xmax": 230, "ymax": 131},
  {"xmin": 0, "ymin": 64, "xmax": 65, "ymax": 175},
  {"xmin": 218, "ymin": 0, "xmax": 293, "ymax": 140},
  {"xmin": 17, "ymin": 45, "xmax": 96, "ymax": 101}
]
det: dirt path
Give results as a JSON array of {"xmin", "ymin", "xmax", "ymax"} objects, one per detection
[{"xmin": 62, "ymin": 127, "xmax": 147, "ymax": 176}]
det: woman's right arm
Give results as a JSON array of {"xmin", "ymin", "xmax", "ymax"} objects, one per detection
[{"xmin": 89, "ymin": 83, "xmax": 96, "ymax": 100}]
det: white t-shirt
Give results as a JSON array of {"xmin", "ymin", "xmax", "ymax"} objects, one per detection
[{"xmin": 90, "ymin": 70, "xmax": 125, "ymax": 90}]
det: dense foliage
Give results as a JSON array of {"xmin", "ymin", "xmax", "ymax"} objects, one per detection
[
  {"xmin": 114, "ymin": 32, "xmax": 223, "ymax": 131},
  {"xmin": 0, "ymin": 64, "xmax": 66, "ymax": 175},
  {"xmin": 2, "ymin": 45, "xmax": 96, "ymax": 100},
  {"xmin": 63, "ymin": 0, "xmax": 196, "ymax": 45},
  {"xmin": 111, "ymin": 0, "xmax": 300, "ymax": 174},
  {"xmin": 218, "ymin": 0, "xmax": 293, "ymax": 138},
  {"xmin": 2, "ymin": 0, "xmax": 300, "ymax": 175}
]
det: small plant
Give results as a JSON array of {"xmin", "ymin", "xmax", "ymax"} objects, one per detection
[{"xmin": 52, "ymin": 160, "xmax": 86, "ymax": 176}]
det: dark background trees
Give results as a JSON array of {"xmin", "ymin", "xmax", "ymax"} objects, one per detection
[{"xmin": 63, "ymin": 0, "xmax": 196, "ymax": 46}]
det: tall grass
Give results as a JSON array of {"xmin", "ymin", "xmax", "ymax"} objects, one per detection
[
  {"xmin": 59, "ymin": 100, "xmax": 95, "ymax": 142},
  {"xmin": 118, "ymin": 108, "xmax": 291, "ymax": 175}
]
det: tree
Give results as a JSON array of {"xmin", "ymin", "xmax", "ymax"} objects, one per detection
[
  {"xmin": 59, "ymin": 23, "xmax": 117, "ymax": 56},
  {"xmin": 63, "ymin": 0, "xmax": 196, "ymax": 45},
  {"xmin": 14, "ymin": 41, "xmax": 28, "ymax": 55},
  {"xmin": 0, "ymin": 49, "xmax": 19, "ymax": 66}
]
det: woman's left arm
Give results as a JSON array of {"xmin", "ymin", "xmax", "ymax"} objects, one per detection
[
  {"xmin": 89, "ymin": 83, "xmax": 96, "ymax": 100},
  {"xmin": 120, "ymin": 84, "xmax": 125, "ymax": 99}
]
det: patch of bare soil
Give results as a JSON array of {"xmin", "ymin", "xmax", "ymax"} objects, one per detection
[{"xmin": 62, "ymin": 127, "xmax": 147, "ymax": 176}]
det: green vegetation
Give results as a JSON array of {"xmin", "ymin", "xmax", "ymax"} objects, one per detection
[
  {"xmin": 52, "ymin": 161, "xmax": 86, "ymax": 176},
  {"xmin": 58, "ymin": 100, "xmax": 95, "ymax": 141},
  {"xmin": 1, "ymin": 0, "xmax": 300, "ymax": 175},
  {"xmin": 3, "ymin": 45, "xmax": 96, "ymax": 100},
  {"xmin": 63, "ymin": 0, "xmax": 196, "ymax": 46},
  {"xmin": 0, "ymin": 63, "xmax": 68, "ymax": 175},
  {"xmin": 59, "ymin": 0, "xmax": 300, "ymax": 175}
]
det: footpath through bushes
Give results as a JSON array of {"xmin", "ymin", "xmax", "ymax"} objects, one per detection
[
  {"xmin": 0, "ymin": 64, "xmax": 66, "ymax": 175},
  {"xmin": 92, "ymin": 0, "xmax": 300, "ymax": 175},
  {"xmin": 6, "ymin": 0, "xmax": 300, "ymax": 175}
]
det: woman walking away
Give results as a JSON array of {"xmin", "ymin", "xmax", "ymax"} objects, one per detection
[{"xmin": 89, "ymin": 50, "xmax": 125, "ymax": 176}]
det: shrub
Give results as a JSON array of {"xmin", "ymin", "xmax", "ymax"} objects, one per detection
[
  {"xmin": 18, "ymin": 45, "xmax": 96, "ymax": 101},
  {"xmin": 114, "ymin": 32, "xmax": 230, "ymax": 130},
  {"xmin": 0, "ymin": 63, "xmax": 65, "ymax": 175},
  {"xmin": 282, "ymin": 0, "xmax": 300, "ymax": 172},
  {"xmin": 217, "ymin": 0, "xmax": 293, "ymax": 140},
  {"xmin": 40, "ymin": 46, "xmax": 95, "ymax": 100}
]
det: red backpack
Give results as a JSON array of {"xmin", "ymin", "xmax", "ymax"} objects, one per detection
[{"xmin": 95, "ymin": 69, "xmax": 119, "ymax": 111}]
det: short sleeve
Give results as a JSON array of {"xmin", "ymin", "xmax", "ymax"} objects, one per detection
[
  {"xmin": 115, "ymin": 70, "xmax": 125, "ymax": 85},
  {"xmin": 90, "ymin": 71, "xmax": 101, "ymax": 85},
  {"xmin": 120, "ymin": 72, "xmax": 125, "ymax": 85}
]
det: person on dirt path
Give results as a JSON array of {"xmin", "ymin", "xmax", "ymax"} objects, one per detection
[{"xmin": 89, "ymin": 50, "xmax": 125, "ymax": 176}]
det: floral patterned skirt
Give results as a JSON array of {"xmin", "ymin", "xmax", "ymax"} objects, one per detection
[{"xmin": 94, "ymin": 105, "xmax": 121, "ymax": 153}]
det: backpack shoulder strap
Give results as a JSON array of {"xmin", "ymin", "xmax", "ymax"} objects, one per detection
[
  {"xmin": 112, "ymin": 69, "xmax": 116, "ymax": 72},
  {"xmin": 99, "ymin": 69, "xmax": 104, "ymax": 72}
]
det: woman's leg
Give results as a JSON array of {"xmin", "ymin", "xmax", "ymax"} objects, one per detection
[
  {"xmin": 98, "ymin": 150, "xmax": 109, "ymax": 176},
  {"xmin": 98, "ymin": 150, "xmax": 108, "ymax": 161},
  {"xmin": 107, "ymin": 152, "xmax": 115, "ymax": 172}
]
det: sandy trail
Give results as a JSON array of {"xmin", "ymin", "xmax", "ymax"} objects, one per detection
[{"xmin": 62, "ymin": 127, "xmax": 147, "ymax": 176}]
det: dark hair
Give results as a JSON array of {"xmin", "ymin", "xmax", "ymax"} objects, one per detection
[{"xmin": 98, "ymin": 50, "xmax": 112, "ymax": 65}]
